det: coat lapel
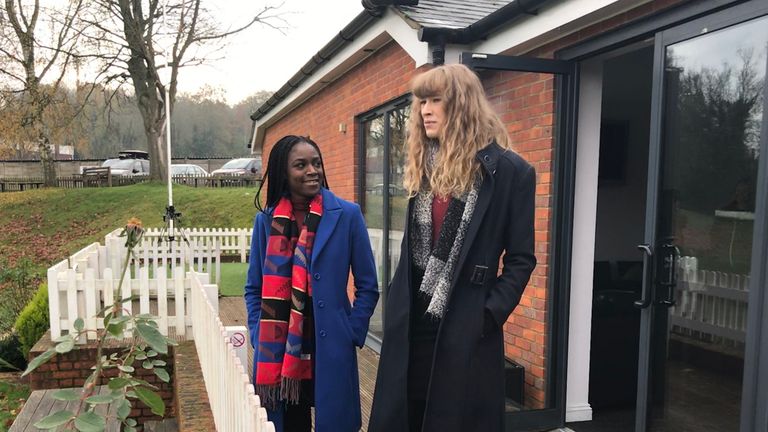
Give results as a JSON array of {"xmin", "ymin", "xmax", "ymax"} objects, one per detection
[
  {"xmin": 312, "ymin": 188, "xmax": 342, "ymax": 261},
  {"xmin": 452, "ymin": 143, "xmax": 500, "ymax": 281}
]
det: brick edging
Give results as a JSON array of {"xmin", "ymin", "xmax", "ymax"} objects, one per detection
[{"xmin": 174, "ymin": 341, "xmax": 216, "ymax": 431}]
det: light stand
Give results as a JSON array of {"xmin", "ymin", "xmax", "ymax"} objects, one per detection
[{"xmin": 157, "ymin": 1, "xmax": 188, "ymax": 249}]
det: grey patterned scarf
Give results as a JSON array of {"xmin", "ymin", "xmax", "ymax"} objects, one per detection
[{"xmin": 410, "ymin": 146, "xmax": 479, "ymax": 318}]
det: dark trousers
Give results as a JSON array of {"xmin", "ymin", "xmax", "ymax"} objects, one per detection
[
  {"xmin": 408, "ymin": 336, "xmax": 436, "ymax": 432},
  {"xmin": 408, "ymin": 398, "xmax": 427, "ymax": 432},
  {"xmin": 283, "ymin": 397, "xmax": 312, "ymax": 432}
]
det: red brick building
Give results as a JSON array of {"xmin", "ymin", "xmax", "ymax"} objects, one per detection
[{"xmin": 250, "ymin": 1, "xmax": 768, "ymax": 431}]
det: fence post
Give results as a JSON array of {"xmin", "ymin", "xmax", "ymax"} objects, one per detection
[
  {"xmin": 225, "ymin": 326, "xmax": 248, "ymax": 374},
  {"xmin": 48, "ymin": 266, "xmax": 62, "ymax": 339}
]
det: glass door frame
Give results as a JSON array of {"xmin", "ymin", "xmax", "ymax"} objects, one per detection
[
  {"xmin": 637, "ymin": 3, "xmax": 768, "ymax": 431},
  {"xmin": 357, "ymin": 95, "xmax": 411, "ymax": 351},
  {"xmin": 460, "ymin": 52, "xmax": 578, "ymax": 431}
]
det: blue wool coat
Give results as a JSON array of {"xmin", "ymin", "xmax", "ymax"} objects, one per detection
[{"xmin": 245, "ymin": 188, "xmax": 379, "ymax": 432}]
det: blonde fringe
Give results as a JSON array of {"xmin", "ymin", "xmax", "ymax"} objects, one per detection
[{"xmin": 404, "ymin": 64, "xmax": 511, "ymax": 197}]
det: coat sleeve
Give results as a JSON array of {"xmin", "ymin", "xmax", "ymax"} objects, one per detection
[
  {"xmin": 348, "ymin": 204, "xmax": 380, "ymax": 347},
  {"xmin": 485, "ymin": 163, "xmax": 537, "ymax": 328},
  {"xmin": 244, "ymin": 212, "xmax": 268, "ymax": 348}
]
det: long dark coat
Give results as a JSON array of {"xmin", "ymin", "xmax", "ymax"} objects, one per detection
[{"xmin": 369, "ymin": 142, "xmax": 537, "ymax": 432}]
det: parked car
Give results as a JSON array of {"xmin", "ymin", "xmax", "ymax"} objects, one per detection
[
  {"xmin": 101, "ymin": 155, "xmax": 150, "ymax": 176},
  {"xmin": 211, "ymin": 157, "xmax": 261, "ymax": 177},
  {"xmin": 171, "ymin": 164, "xmax": 209, "ymax": 185},
  {"xmin": 171, "ymin": 164, "xmax": 209, "ymax": 177}
]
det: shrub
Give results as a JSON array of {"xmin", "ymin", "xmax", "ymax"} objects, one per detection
[
  {"xmin": 0, "ymin": 258, "xmax": 39, "ymax": 335},
  {"xmin": 14, "ymin": 283, "xmax": 49, "ymax": 359},
  {"xmin": 0, "ymin": 334, "xmax": 26, "ymax": 371}
]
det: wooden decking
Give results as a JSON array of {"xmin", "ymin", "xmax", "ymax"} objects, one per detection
[
  {"xmin": 9, "ymin": 386, "xmax": 121, "ymax": 432},
  {"xmin": 218, "ymin": 296, "xmax": 380, "ymax": 431}
]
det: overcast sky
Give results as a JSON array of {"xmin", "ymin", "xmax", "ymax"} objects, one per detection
[{"xmin": 180, "ymin": 0, "xmax": 364, "ymax": 105}]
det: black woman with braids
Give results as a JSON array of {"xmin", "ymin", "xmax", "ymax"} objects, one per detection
[{"xmin": 245, "ymin": 135, "xmax": 379, "ymax": 432}]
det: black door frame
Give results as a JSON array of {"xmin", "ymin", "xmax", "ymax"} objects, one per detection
[
  {"xmin": 558, "ymin": 1, "xmax": 768, "ymax": 431},
  {"xmin": 638, "ymin": 4, "xmax": 768, "ymax": 431},
  {"xmin": 460, "ymin": 52, "xmax": 579, "ymax": 431}
]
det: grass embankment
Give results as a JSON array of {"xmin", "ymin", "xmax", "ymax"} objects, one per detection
[{"xmin": 0, "ymin": 182, "xmax": 258, "ymax": 273}]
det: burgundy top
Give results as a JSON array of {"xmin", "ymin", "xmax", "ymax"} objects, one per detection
[{"xmin": 431, "ymin": 195, "xmax": 451, "ymax": 247}]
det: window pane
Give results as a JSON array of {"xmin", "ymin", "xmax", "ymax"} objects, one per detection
[
  {"xmin": 388, "ymin": 105, "xmax": 410, "ymax": 283},
  {"xmin": 363, "ymin": 115, "xmax": 386, "ymax": 339}
]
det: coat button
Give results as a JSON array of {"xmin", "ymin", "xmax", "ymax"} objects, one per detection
[
  {"xmin": 319, "ymin": 330, "xmax": 327, "ymax": 337},
  {"xmin": 313, "ymin": 273, "xmax": 320, "ymax": 280},
  {"xmin": 483, "ymin": 155, "xmax": 491, "ymax": 162},
  {"xmin": 318, "ymin": 300, "xmax": 325, "ymax": 308}
]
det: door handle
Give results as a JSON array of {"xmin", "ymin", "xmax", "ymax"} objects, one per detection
[
  {"xmin": 634, "ymin": 243, "xmax": 653, "ymax": 309},
  {"xmin": 656, "ymin": 237, "xmax": 680, "ymax": 307}
]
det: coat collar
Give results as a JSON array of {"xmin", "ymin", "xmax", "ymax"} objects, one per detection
[{"xmin": 312, "ymin": 188, "xmax": 342, "ymax": 260}]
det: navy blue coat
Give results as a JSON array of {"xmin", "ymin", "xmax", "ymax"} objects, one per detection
[{"xmin": 245, "ymin": 188, "xmax": 379, "ymax": 432}]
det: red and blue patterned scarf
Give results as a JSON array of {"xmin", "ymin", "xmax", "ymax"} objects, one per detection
[{"xmin": 255, "ymin": 193, "xmax": 322, "ymax": 408}]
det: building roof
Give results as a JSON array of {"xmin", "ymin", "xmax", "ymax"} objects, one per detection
[
  {"xmin": 249, "ymin": 0, "xmax": 547, "ymax": 149},
  {"xmin": 396, "ymin": 0, "xmax": 509, "ymax": 30}
]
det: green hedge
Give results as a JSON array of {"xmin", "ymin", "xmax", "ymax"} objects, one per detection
[{"xmin": 14, "ymin": 283, "xmax": 49, "ymax": 359}]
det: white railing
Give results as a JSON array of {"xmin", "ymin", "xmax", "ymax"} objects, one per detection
[
  {"xmin": 105, "ymin": 228, "xmax": 225, "ymax": 285},
  {"xmin": 367, "ymin": 228, "xmax": 404, "ymax": 284},
  {"xmin": 135, "ymin": 227, "xmax": 252, "ymax": 263},
  {"xmin": 48, "ymin": 231, "xmax": 220, "ymax": 339},
  {"xmin": 190, "ymin": 271, "xmax": 273, "ymax": 432},
  {"xmin": 48, "ymin": 226, "xmax": 274, "ymax": 430},
  {"xmin": 671, "ymin": 256, "xmax": 749, "ymax": 344}
]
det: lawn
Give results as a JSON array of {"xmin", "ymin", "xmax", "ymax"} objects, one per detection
[
  {"xmin": 0, "ymin": 182, "xmax": 258, "ymax": 272},
  {"xmin": 219, "ymin": 262, "xmax": 248, "ymax": 296},
  {"xmin": 0, "ymin": 377, "xmax": 30, "ymax": 432}
]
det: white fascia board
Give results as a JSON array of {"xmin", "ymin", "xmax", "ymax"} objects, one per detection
[
  {"xmin": 444, "ymin": 0, "xmax": 652, "ymax": 60},
  {"xmin": 250, "ymin": 10, "xmax": 428, "ymax": 153}
]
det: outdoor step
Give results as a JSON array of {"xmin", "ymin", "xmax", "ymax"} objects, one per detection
[{"xmin": 145, "ymin": 418, "xmax": 179, "ymax": 432}]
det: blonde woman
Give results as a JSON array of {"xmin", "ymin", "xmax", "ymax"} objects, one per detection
[{"xmin": 369, "ymin": 64, "xmax": 537, "ymax": 432}]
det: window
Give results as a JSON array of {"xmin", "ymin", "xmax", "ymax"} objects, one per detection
[{"xmin": 358, "ymin": 97, "xmax": 410, "ymax": 345}]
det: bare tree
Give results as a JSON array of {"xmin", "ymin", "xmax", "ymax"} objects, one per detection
[
  {"xmin": 0, "ymin": 0, "xmax": 85, "ymax": 185},
  {"xmin": 82, "ymin": 0, "xmax": 284, "ymax": 181}
]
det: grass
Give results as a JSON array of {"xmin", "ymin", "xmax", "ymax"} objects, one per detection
[
  {"xmin": 0, "ymin": 378, "xmax": 30, "ymax": 431},
  {"xmin": 0, "ymin": 182, "xmax": 258, "ymax": 273},
  {"xmin": 219, "ymin": 262, "xmax": 248, "ymax": 296}
]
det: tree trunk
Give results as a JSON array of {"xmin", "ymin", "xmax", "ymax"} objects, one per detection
[
  {"xmin": 145, "ymin": 122, "xmax": 168, "ymax": 182},
  {"xmin": 38, "ymin": 134, "xmax": 57, "ymax": 187}
]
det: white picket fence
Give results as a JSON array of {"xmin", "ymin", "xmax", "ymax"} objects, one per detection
[
  {"xmin": 671, "ymin": 256, "xmax": 750, "ymax": 345},
  {"xmin": 48, "ymin": 231, "xmax": 220, "ymax": 339},
  {"xmin": 190, "ymin": 271, "xmax": 273, "ymax": 432},
  {"xmin": 47, "ymin": 228, "xmax": 275, "ymax": 431},
  {"xmin": 367, "ymin": 228, "xmax": 404, "ymax": 284},
  {"xmin": 137, "ymin": 227, "xmax": 252, "ymax": 263}
]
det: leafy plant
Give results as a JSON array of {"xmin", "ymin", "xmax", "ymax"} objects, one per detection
[
  {"xmin": 22, "ymin": 218, "xmax": 176, "ymax": 431},
  {"xmin": 14, "ymin": 283, "xmax": 49, "ymax": 359},
  {"xmin": 0, "ymin": 258, "xmax": 40, "ymax": 335}
]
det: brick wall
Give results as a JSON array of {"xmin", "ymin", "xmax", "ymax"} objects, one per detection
[
  {"xmin": 29, "ymin": 331, "xmax": 175, "ymax": 427},
  {"xmin": 174, "ymin": 341, "xmax": 215, "ymax": 431},
  {"xmin": 481, "ymin": 69, "xmax": 554, "ymax": 408},
  {"xmin": 260, "ymin": 40, "xmax": 419, "ymax": 203}
]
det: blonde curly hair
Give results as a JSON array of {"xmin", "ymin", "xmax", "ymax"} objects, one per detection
[{"xmin": 404, "ymin": 64, "xmax": 511, "ymax": 197}]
